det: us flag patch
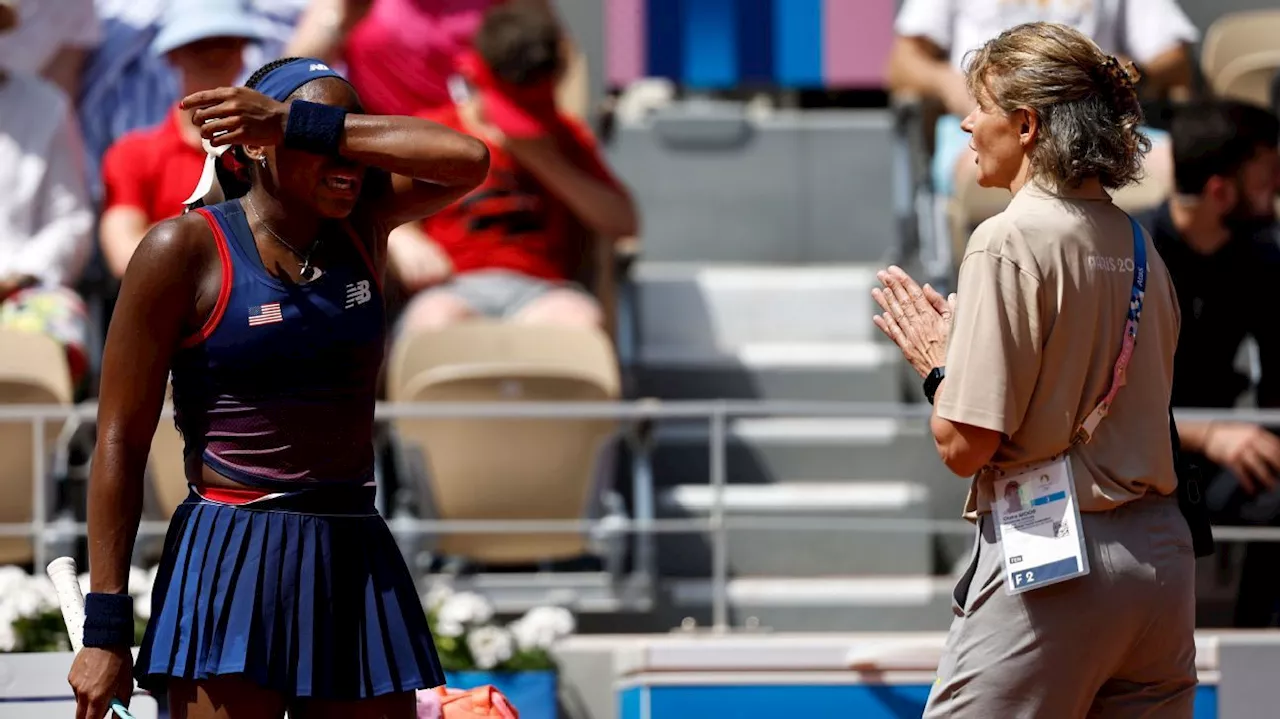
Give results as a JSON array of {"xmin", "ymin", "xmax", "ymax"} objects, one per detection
[{"xmin": 248, "ymin": 302, "xmax": 283, "ymax": 326}]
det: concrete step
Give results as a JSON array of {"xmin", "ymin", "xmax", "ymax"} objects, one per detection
[
  {"xmin": 636, "ymin": 342, "xmax": 903, "ymax": 402},
  {"xmin": 655, "ymin": 481, "xmax": 934, "ymax": 577},
  {"xmin": 651, "ymin": 417, "xmax": 950, "ymax": 488},
  {"xmin": 633, "ymin": 263, "xmax": 889, "ymax": 350},
  {"xmin": 658, "ymin": 577, "xmax": 955, "ymax": 632},
  {"xmin": 649, "ymin": 418, "xmax": 972, "ymax": 568}
]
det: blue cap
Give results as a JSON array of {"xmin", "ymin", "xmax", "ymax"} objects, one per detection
[{"xmin": 151, "ymin": 0, "xmax": 270, "ymax": 57}]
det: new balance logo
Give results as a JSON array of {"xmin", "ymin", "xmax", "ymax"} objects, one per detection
[{"xmin": 345, "ymin": 280, "xmax": 372, "ymax": 309}]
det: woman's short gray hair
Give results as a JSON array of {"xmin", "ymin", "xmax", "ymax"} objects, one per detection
[{"xmin": 964, "ymin": 22, "xmax": 1151, "ymax": 190}]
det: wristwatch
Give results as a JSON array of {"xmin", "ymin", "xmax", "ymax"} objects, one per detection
[{"xmin": 923, "ymin": 366, "xmax": 946, "ymax": 405}]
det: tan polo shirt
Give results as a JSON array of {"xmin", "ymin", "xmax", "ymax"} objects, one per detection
[{"xmin": 937, "ymin": 182, "xmax": 1181, "ymax": 517}]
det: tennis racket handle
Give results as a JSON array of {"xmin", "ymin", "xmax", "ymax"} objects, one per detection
[
  {"xmin": 47, "ymin": 556, "xmax": 86, "ymax": 653},
  {"xmin": 46, "ymin": 558, "xmax": 140, "ymax": 719}
]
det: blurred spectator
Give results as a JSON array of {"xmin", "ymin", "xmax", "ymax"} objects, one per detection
[
  {"xmin": 395, "ymin": 1, "xmax": 637, "ymax": 331},
  {"xmin": 1140, "ymin": 100, "xmax": 1280, "ymax": 627},
  {"xmin": 887, "ymin": 0, "xmax": 1197, "ymax": 198},
  {"xmin": 0, "ymin": 3, "xmax": 95, "ymax": 387},
  {"xmin": 244, "ymin": 0, "xmax": 312, "ymax": 75},
  {"xmin": 285, "ymin": 0, "xmax": 579, "ymax": 118},
  {"xmin": 78, "ymin": 0, "xmax": 302, "ymax": 201},
  {"xmin": 0, "ymin": 0, "xmax": 100, "ymax": 101},
  {"xmin": 98, "ymin": 0, "xmax": 269, "ymax": 279},
  {"xmin": 1273, "ymin": 69, "xmax": 1280, "ymax": 118}
]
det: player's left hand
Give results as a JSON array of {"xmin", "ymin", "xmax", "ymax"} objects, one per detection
[
  {"xmin": 181, "ymin": 87, "xmax": 289, "ymax": 148},
  {"xmin": 872, "ymin": 265, "xmax": 955, "ymax": 379}
]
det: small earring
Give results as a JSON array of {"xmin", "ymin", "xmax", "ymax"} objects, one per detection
[{"xmin": 258, "ymin": 157, "xmax": 267, "ymax": 167}]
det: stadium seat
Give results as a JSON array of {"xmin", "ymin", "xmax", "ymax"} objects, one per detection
[
  {"xmin": 1201, "ymin": 10, "xmax": 1280, "ymax": 97},
  {"xmin": 1212, "ymin": 51, "xmax": 1280, "ymax": 109},
  {"xmin": 145, "ymin": 381, "xmax": 188, "ymax": 521},
  {"xmin": 0, "ymin": 330, "xmax": 73, "ymax": 565},
  {"xmin": 946, "ymin": 169, "xmax": 1171, "ymax": 259},
  {"xmin": 387, "ymin": 322, "xmax": 622, "ymax": 565}
]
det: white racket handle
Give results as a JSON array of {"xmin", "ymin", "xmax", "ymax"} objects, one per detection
[
  {"xmin": 47, "ymin": 557, "xmax": 139, "ymax": 719},
  {"xmin": 47, "ymin": 556, "xmax": 86, "ymax": 653}
]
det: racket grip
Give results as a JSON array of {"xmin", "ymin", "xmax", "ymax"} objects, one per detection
[
  {"xmin": 47, "ymin": 558, "xmax": 139, "ymax": 719},
  {"xmin": 47, "ymin": 556, "xmax": 86, "ymax": 653}
]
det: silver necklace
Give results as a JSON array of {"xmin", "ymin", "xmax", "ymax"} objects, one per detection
[{"xmin": 244, "ymin": 195, "xmax": 322, "ymax": 281}]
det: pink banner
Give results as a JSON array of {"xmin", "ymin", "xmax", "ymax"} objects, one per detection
[
  {"xmin": 824, "ymin": 0, "xmax": 895, "ymax": 88},
  {"xmin": 606, "ymin": 0, "xmax": 647, "ymax": 87}
]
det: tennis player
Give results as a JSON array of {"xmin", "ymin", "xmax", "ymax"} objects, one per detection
[
  {"xmin": 67, "ymin": 57, "xmax": 490, "ymax": 719},
  {"xmin": 873, "ymin": 23, "xmax": 1195, "ymax": 718}
]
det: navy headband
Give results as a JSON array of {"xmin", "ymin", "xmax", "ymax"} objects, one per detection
[
  {"xmin": 253, "ymin": 58, "xmax": 348, "ymax": 101},
  {"xmin": 181, "ymin": 59, "xmax": 350, "ymax": 207}
]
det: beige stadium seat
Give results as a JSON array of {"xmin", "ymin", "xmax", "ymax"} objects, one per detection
[
  {"xmin": 0, "ymin": 330, "xmax": 73, "ymax": 565},
  {"xmin": 947, "ymin": 180, "xmax": 1011, "ymax": 260},
  {"xmin": 948, "ymin": 168, "xmax": 1171, "ymax": 263},
  {"xmin": 145, "ymin": 381, "xmax": 189, "ymax": 521},
  {"xmin": 387, "ymin": 322, "xmax": 621, "ymax": 565},
  {"xmin": 1201, "ymin": 11, "xmax": 1280, "ymax": 96},
  {"xmin": 1213, "ymin": 51, "xmax": 1280, "ymax": 109}
]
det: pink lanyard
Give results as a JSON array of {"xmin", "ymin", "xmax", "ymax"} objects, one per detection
[{"xmin": 1074, "ymin": 216, "xmax": 1148, "ymax": 444}]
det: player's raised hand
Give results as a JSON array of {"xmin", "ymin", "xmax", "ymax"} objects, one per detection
[{"xmin": 181, "ymin": 87, "xmax": 289, "ymax": 148}]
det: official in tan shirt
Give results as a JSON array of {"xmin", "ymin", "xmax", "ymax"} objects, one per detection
[{"xmin": 873, "ymin": 22, "xmax": 1196, "ymax": 719}]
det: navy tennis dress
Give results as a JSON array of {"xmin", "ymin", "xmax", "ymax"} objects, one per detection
[{"xmin": 134, "ymin": 199, "xmax": 445, "ymax": 699}]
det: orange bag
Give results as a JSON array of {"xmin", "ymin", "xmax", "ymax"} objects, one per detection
[{"xmin": 417, "ymin": 685, "xmax": 520, "ymax": 719}]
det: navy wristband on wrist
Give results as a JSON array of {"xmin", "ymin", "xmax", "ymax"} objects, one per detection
[
  {"xmin": 83, "ymin": 592, "xmax": 135, "ymax": 648},
  {"xmin": 283, "ymin": 99, "xmax": 346, "ymax": 156}
]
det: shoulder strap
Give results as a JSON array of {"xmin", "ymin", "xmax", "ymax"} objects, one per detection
[
  {"xmin": 1074, "ymin": 215, "xmax": 1148, "ymax": 444},
  {"xmin": 179, "ymin": 208, "xmax": 234, "ymax": 348}
]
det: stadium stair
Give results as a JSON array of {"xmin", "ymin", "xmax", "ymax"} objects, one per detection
[{"xmin": 624, "ymin": 263, "xmax": 964, "ymax": 632}]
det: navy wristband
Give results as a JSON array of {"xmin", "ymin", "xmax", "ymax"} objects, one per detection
[
  {"xmin": 83, "ymin": 592, "xmax": 135, "ymax": 648},
  {"xmin": 283, "ymin": 99, "xmax": 346, "ymax": 156}
]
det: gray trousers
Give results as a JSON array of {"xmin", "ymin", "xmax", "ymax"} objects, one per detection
[{"xmin": 924, "ymin": 496, "xmax": 1197, "ymax": 718}]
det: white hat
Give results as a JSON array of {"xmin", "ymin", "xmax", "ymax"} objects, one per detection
[{"xmin": 151, "ymin": 0, "xmax": 270, "ymax": 57}]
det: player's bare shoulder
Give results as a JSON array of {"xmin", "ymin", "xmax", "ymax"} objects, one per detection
[{"xmin": 129, "ymin": 210, "xmax": 220, "ymax": 281}]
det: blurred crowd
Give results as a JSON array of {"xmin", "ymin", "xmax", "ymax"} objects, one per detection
[{"xmin": 0, "ymin": 0, "xmax": 635, "ymax": 398}]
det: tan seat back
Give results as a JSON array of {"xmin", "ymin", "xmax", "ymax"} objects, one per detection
[
  {"xmin": 1202, "ymin": 11, "xmax": 1280, "ymax": 92},
  {"xmin": 1213, "ymin": 51, "xmax": 1280, "ymax": 109},
  {"xmin": 0, "ymin": 330, "xmax": 72, "ymax": 564},
  {"xmin": 948, "ymin": 180, "xmax": 1011, "ymax": 260},
  {"xmin": 388, "ymin": 322, "xmax": 621, "ymax": 565},
  {"xmin": 948, "ymin": 166, "xmax": 1171, "ymax": 265},
  {"xmin": 146, "ymin": 381, "xmax": 190, "ymax": 521}
]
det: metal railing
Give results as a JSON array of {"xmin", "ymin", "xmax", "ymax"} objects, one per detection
[{"xmin": 5, "ymin": 400, "xmax": 1280, "ymax": 632}]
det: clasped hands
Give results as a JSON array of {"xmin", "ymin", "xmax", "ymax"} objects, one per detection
[{"xmin": 871, "ymin": 266, "xmax": 956, "ymax": 379}]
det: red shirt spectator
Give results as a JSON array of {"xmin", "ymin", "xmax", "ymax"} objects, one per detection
[
  {"xmin": 344, "ymin": 0, "xmax": 498, "ymax": 117},
  {"xmin": 419, "ymin": 105, "xmax": 625, "ymax": 281},
  {"xmin": 101, "ymin": 109, "xmax": 207, "ymax": 225}
]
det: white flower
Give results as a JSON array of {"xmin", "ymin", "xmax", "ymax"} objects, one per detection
[
  {"xmin": 134, "ymin": 591, "xmax": 152, "ymax": 622},
  {"xmin": 0, "ymin": 566, "xmax": 29, "ymax": 599},
  {"xmin": 436, "ymin": 591, "xmax": 493, "ymax": 629},
  {"xmin": 434, "ymin": 617, "xmax": 465, "ymax": 639},
  {"xmin": 466, "ymin": 625, "xmax": 514, "ymax": 670},
  {"xmin": 9, "ymin": 580, "xmax": 54, "ymax": 617},
  {"xmin": 0, "ymin": 606, "xmax": 16, "ymax": 652},
  {"xmin": 127, "ymin": 566, "xmax": 151, "ymax": 597},
  {"xmin": 509, "ymin": 606, "xmax": 575, "ymax": 651},
  {"xmin": 423, "ymin": 583, "xmax": 455, "ymax": 612},
  {"xmin": 28, "ymin": 577, "xmax": 59, "ymax": 610}
]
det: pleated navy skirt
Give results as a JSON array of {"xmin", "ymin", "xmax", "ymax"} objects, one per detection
[{"xmin": 135, "ymin": 486, "xmax": 445, "ymax": 700}]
